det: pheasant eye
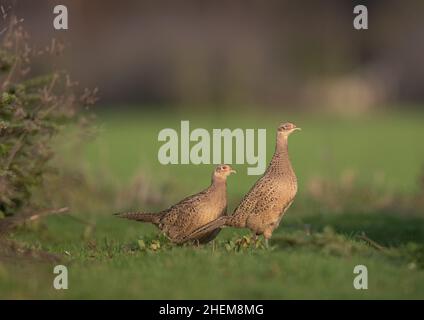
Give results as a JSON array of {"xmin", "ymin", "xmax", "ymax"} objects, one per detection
[{"xmin": 222, "ymin": 165, "xmax": 228, "ymax": 170}]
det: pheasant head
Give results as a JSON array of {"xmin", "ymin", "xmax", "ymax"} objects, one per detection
[
  {"xmin": 278, "ymin": 122, "xmax": 301, "ymax": 136},
  {"xmin": 212, "ymin": 164, "xmax": 236, "ymax": 182},
  {"xmin": 275, "ymin": 122, "xmax": 301, "ymax": 152}
]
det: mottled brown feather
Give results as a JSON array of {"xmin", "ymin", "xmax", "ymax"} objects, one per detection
[
  {"xmin": 115, "ymin": 165, "xmax": 235, "ymax": 244},
  {"xmin": 180, "ymin": 123, "xmax": 299, "ymax": 242}
]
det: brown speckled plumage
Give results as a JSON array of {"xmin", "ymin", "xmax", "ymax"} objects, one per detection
[
  {"xmin": 179, "ymin": 122, "xmax": 300, "ymax": 243},
  {"xmin": 115, "ymin": 165, "xmax": 235, "ymax": 244}
]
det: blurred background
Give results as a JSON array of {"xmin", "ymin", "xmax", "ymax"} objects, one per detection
[
  {"xmin": 1, "ymin": 0, "xmax": 424, "ymax": 299},
  {"xmin": 7, "ymin": 0, "xmax": 424, "ymax": 112}
]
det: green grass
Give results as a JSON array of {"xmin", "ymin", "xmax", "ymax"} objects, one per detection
[
  {"xmin": 84, "ymin": 109, "xmax": 424, "ymax": 195},
  {"xmin": 1, "ymin": 109, "xmax": 424, "ymax": 299}
]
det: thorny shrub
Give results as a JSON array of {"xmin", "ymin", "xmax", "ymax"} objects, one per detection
[{"xmin": 0, "ymin": 15, "xmax": 97, "ymax": 218}]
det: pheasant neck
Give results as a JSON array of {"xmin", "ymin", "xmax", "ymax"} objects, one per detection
[
  {"xmin": 211, "ymin": 176, "xmax": 227, "ymax": 189},
  {"xmin": 210, "ymin": 177, "xmax": 227, "ymax": 201},
  {"xmin": 269, "ymin": 135, "xmax": 295, "ymax": 177}
]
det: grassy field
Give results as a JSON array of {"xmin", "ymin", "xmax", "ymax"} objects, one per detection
[{"xmin": 1, "ymin": 109, "xmax": 424, "ymax": 299}]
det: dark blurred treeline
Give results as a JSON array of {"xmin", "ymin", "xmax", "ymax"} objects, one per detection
[{"xmin": 4, "ymin": 0, "xmax": 424, "ymax": 112}]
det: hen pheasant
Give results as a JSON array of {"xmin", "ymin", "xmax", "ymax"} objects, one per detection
[
  {"xmin": 115, "ymin": 165, "xmax": 236, "ymax": 244},
  {"xmin": 178, "ymin": 122, "xmax": 300, "ymax": 246}
]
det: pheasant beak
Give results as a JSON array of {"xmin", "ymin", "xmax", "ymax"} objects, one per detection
[
  {"xmin": 293, "ymin": 127, "xmax": 301, "ymax": 132},
  {"xmin": 230, "ymin": 169, "xmax": 237, "ymax": 174}
]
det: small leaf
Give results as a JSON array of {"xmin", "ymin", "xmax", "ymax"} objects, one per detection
[{"xmin": 137, "ymin": 240, "xmax": 146, "ymax": 250}]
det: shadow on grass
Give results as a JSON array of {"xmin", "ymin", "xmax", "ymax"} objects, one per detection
[{"xmin": 290, "ymin": 212, "xmax": 424, "ymax": 247}]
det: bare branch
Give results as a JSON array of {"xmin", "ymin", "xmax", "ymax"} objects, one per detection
[{"xmin": 0, "ymin": 206, "xmax": 69, "ymax": 234}]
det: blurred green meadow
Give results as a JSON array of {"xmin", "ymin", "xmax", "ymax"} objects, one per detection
[{"xmin": 2, "ymin": 109, "xmax": 424, "ymax": 299}]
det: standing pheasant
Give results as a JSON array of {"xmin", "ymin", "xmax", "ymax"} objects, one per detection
[
  {"xmin": 115, "ymin": 165, "xmax": 236, "ymax": 244},
  {"xmin": 179, "ymin": 122, "xmax": 301, "ymax": 245}
]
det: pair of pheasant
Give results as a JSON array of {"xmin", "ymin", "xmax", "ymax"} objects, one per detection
[{"xmin": 115, "ymin": 122, "xmax": 301, "ymax": 245}]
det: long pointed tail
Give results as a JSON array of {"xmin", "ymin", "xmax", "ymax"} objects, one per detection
[
  {"xmin": 176, "ymin": 216, "xmax": 230, "ymax": 244},
  {"xmin": 114, "ymin": 212, "xmax": 162, "ymax": 226}
]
